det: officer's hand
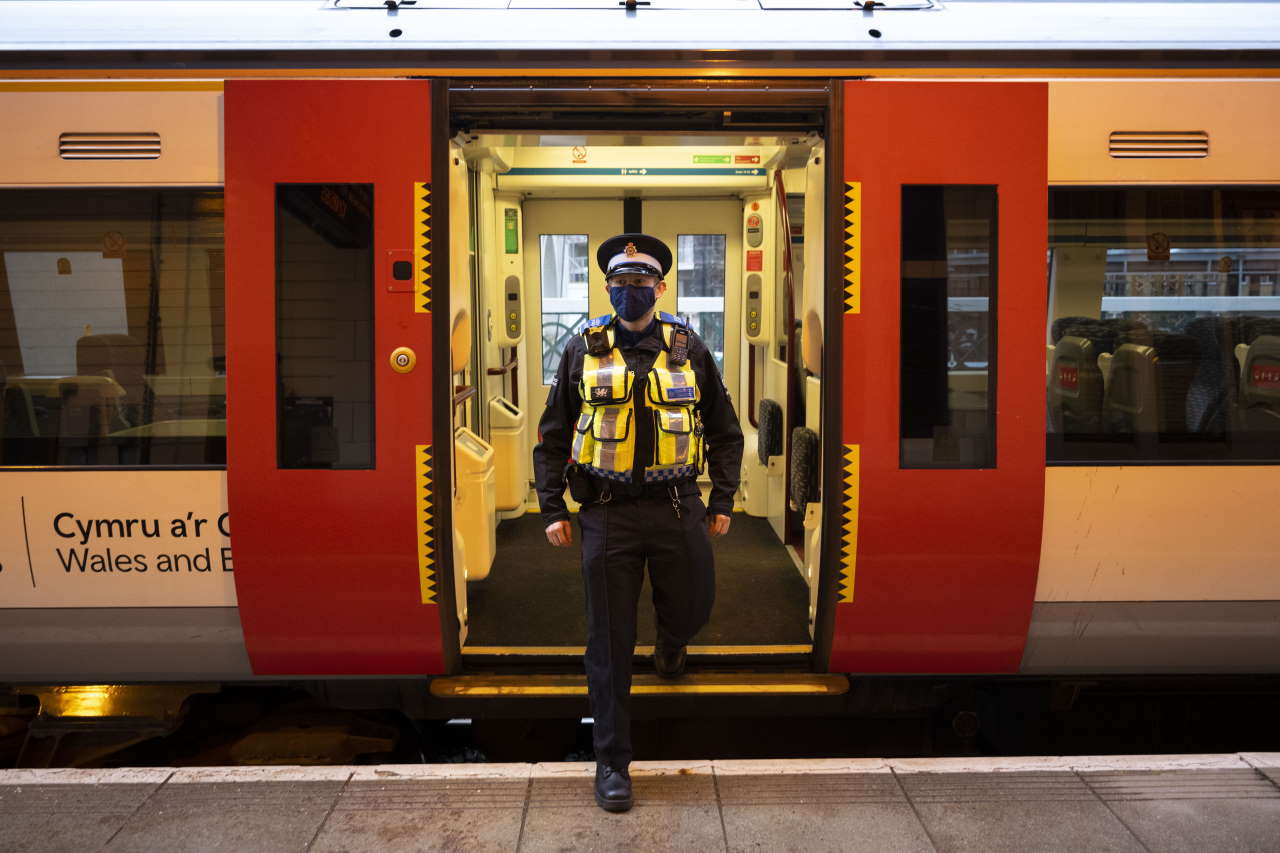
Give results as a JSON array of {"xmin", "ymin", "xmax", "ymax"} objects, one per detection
[
  {"xmin": 708, "ymin": 514, "xmax": 731, "ymax": 537},
  {"xmin": 545, "ymin": 520, "xmax": 573, "ymax": 547}
]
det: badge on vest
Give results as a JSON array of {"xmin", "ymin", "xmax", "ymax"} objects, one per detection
[
  {"xmin": 665, "ymin": 385, "xmax": 696, "ymax": 401},
  {"xmin": 591, "ymin": 386, "xmax": 613, "ymax": 401}
]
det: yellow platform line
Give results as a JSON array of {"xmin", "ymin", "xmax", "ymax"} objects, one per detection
[
  {"xmin": 430, "ymin": 673, "xmax": 848, "ymax": 698},
  {"xmin": 462, "ymin": 644, "xmax": 813, "ymax": 657}
]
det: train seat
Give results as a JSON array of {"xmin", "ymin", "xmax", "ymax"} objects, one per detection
[
  {"xmin": 757, "ymin": 397, "xmax": 786, "ymax": 525},
  {"xmin": 454, "ymin": 426, "xmax": 497, "ymax": 582},
  {"xmin": 1104, "ymin": 332, "xmax": 1199, "ymax": 437},
  {"xmin": 756, "ymin": 398, "xmax": 784, "ymax": 465},
  {"xmin": 1183, "ymin": 317, "xmax": 1237, "ymax": 435},
  {"xmin": 1051, "ymin": 315, "xmax": 1103, "ymax": 346},
  {"xmin": 76, "ymin": 333, "xmax": 146, "ymax": 426},
  {"xmin": 1049, "ymin": 334, "xmax": 1109, "ymax": 435},
  {"xmin": 790, "ymin": 425, "xmax": 821, "ymax": 635},
  {"xmin": 1238, "ymin": 333, "xmax": 1280, "ymax": 428},
  {"xmin": 53, "ymin": 375, "xmax": 127, "ymax": 464},
  {"xmin": 788, "ymin": 426, "xmax": 819, "ymax": 515},
  {"xmin": 487, "ymin": 396, "xmax": 528, "ymax": 516}
]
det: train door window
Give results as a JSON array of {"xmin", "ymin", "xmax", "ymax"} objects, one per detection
[
  {"xmin": 1047, "ymin": 187, "xmax": 1280, "ymax": 463},
  {"xmin": 0, "ymin": 189, "xmax": 225, "ymax": 467},
  {"xmin": 275, "ymin": 184, "xmax": 374, "ymax": 469},
  {"xmin": 539, "ymin": 234, "xmax": 589, "ymax": 383},
  {"xmin": 900, "ymin": 185, "xmax": 998, "ymax": 469},
  {"xmin": 676, "ymin": 234, "xmax": 727, "ymax": 370}
]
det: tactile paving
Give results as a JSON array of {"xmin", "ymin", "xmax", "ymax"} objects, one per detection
[
  {"xmin": 335, "ymin": 778, "xmax": 528, "ymax": 810},
  {"xmin": 143, "ymin": 780, "xmax": 345, "ymax": 812},
  {"xmin": 898, "ymin": 771, "xmax": 1096, "ymax": 803},
  {"xmin": 1084, "ymin": 769, "xmax": 1280, "ymax": 801},
  {"xmin": 717, "ymin": 772, "xmax": 905, "ymax": 805},
  {"xmin": 529, "ymin": 773, "xmax": 715, "ymax": 807},
  {"xmin": 0, "ymin": 783, "xmax": 158, "ymax": 815}
]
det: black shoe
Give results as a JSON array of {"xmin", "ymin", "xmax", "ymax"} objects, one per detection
[
  {"xmin": 594, "ymin": 763, "xmax": 633, "ymax": 812},
  {"xmin": 654, "ymin": 640, "xmax": 687, "ymax": 679}
]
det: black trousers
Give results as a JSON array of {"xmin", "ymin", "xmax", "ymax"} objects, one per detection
[{"xmin": 577, "ymin": 487, "xmax": 716, "ymax": 769}]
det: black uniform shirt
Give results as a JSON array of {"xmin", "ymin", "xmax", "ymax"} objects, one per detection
[{"xmin": 534, "ymin": 318, "xmax": 744, "ymax": 524}]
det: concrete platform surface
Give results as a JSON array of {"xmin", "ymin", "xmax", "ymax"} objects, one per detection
[{"xmin": 1, "ymin": 754, "xmax": 1278, "ymax": 853}]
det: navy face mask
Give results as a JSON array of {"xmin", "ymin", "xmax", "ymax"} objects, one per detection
[{"xmin": 609, "ymin": 284, "xmax": 657, "ymax": 322}]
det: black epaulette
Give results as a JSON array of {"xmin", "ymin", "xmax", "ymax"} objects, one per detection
[{"xmin": 585, "ymin": 327, "xmax": 612, "ymax": 356}]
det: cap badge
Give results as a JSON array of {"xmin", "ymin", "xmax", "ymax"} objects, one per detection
[{"xmin": 624, "ymin": 242, "xmax": 637, "ymax": 256}]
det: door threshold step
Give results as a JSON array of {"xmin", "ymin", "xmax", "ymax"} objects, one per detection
[
  {"xmin": 462, "ymin": 644, "xmax": 813, "ymax": 657},
  {"xmin": 430, "ymin": 673, "xmax": 848, "ymax": 698}
]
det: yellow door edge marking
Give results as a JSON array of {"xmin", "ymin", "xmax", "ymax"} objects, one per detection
[
  {"xmin": 414, "ymin": 182, "xmax": 431, "ymax": 314},
  {"xmin": 429, "ymin": 673, "xmax": 850, "ymax": 698},
  {"xmin": 844, "ymin": 182, "xmax": 861, "ymax": 315},
  {"xmin": 839, "ymin": 443, "xmax": 860, "ymax": 603},
  {"xmin": 461, "ymin": 644, "xmax": 814, "ymax": 656},
  {"xmin": 416, "ymin": 444, "xmax": 436, "ymax": 604}
]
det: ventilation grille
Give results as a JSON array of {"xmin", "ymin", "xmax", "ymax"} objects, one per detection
[
  {"xmin": 1109, "ymin": 131, "xmax": 1209, "ymax": 159},
  {"xmin": 59, "ymin": 132, "xmax": 161, "ymax": 160}
]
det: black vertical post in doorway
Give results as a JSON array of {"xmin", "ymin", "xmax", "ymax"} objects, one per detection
[
  {"xmin": 623, "ymin": 197, "xmax": 642, "ymax": 234},
  {"xmin": 812, "ymin": 79, "xmax": 844, "ymax": 675}
]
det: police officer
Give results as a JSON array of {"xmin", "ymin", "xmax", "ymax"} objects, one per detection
[{"xmin": 534, "ymin": 233, "xmax": 744, "ymax": 813}]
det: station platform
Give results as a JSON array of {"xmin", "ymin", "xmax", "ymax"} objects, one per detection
[{"xmin": 3, "ymin": 753, "xmax": 1280, "ymax": 852}]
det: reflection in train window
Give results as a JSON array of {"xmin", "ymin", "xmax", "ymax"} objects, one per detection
[
  {"xmin": 539, "ymin": 234, "xmax": 589, "ymax": 383},
  {"xmin": 676, "ymin": 234, "xmax": 726, "ymax": 369},
  {"xmin": 1047, "ymin": 188, "xmax": 1280, "ymax": 463},
  {"xmin": 275, "ymin": 183, "xmax": 374, "ymax": 470},
  {"xmin": 0, "ymin": 189, "xmax": 225, "ymax": 467},
  {"xmin": 900, "ymin": 185, "xmax": 997, "ymax": 469}
]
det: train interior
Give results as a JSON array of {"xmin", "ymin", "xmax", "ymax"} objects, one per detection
[
  {"xmin": 1046, "ymin": 188, "xmax": 1280, "ymax": 462},
  {"xmin": 443, "ymin": 132, "xmax": 828, "ymax": 656}
]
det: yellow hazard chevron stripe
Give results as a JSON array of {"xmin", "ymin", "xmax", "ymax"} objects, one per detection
[
  {"xmin": 414, "ymin": 182, "xmax": 431, "ymax": 314},
  {"xmin": 839, "ymin": 443, "xmax": 860, "ymax": 603},
  {"xmin": 844, "ymin": 182, "xmax": 861, "ymax": 315},
  {"xmin": 417, "ymin": 444, "xmax": 436, "ymax": 604}
]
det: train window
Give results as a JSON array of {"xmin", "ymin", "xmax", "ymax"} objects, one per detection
[
  {"xmin": 1047, "ymin": 187, "xmax": 1280, "ymax": 463},
  {"xmin": 275, "ymin": 184, "xmax": 375, "ymax": 470},
  {"xmin": 675, "ymin": 234, "xmax": 727, "ymax": 369},
  {"xmin": 0, "ymin": 189, "xmax": 225, "ymax": 467},
  {"xmin": 900, "ymin": 185, "xmax": 998, "ymax": 469},
  {"xmin": 539, "ymin": 234, "xmax": 589, "ymax": 383}
]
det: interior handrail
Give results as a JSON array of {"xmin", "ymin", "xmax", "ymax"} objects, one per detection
[{"xmin": 453, "ymin": 385, "xmax": 478, "ymax": 409}]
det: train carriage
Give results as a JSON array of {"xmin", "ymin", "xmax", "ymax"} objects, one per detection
[{"xmin": 0, "ymin": 0, "xmax": 1278, "ymax": 729}]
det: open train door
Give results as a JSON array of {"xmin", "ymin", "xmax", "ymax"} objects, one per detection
[
  {"xmin": 225, "ymin": 80, "xmax": 453, "ymax": 674},
  {"xmin": 829, "ymin": 81, "xmax": 1047, "ymax": 673}
]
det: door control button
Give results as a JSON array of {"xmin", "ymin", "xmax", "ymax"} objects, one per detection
[{"xmin": 390, "ymin": 346, "xmax": 417, "ymax": 373}]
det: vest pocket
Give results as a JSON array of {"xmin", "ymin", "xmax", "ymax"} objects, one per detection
[
  {"xmin": 575, "ymin": 406, "xmax": 634, "ymax": 473},
  {"xmin": 647, "ymin": 367, "xmax": 700, "ymax": 406},
  {"xmin": 590, "ymin": 406, "xmax": 632, "ymax": 441},
  {"xmin": 653, "ymin": 407, "xmax": 699, "ymax": 467}
]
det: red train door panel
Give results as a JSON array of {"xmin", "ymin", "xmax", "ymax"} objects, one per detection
[
  {"xmin": 833, "ymin": 81, "xmax": 1048, "ymax": 673},
  {"xmin": 225, "ymin": 80, "xmax": 442, "ymax": 675}
]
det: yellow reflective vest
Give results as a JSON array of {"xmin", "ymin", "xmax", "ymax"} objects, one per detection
[{"xmin": 571, "ymin": 315, "xmax": 703, "ymax": 484}]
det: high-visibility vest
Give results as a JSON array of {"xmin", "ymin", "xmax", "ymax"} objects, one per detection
[{"xmin": 571, "ymin": 313, "xmax": 703, "ymax": 484}]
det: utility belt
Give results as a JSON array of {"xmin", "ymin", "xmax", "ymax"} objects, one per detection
[{"xmin": 564, "ymin": 461, "xmax": 699, "ymax": 517}]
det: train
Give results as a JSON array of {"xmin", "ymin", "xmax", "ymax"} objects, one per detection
[{"xmin": 1, "ymin": 0, "xmax": 1278, "ymax": 756}]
